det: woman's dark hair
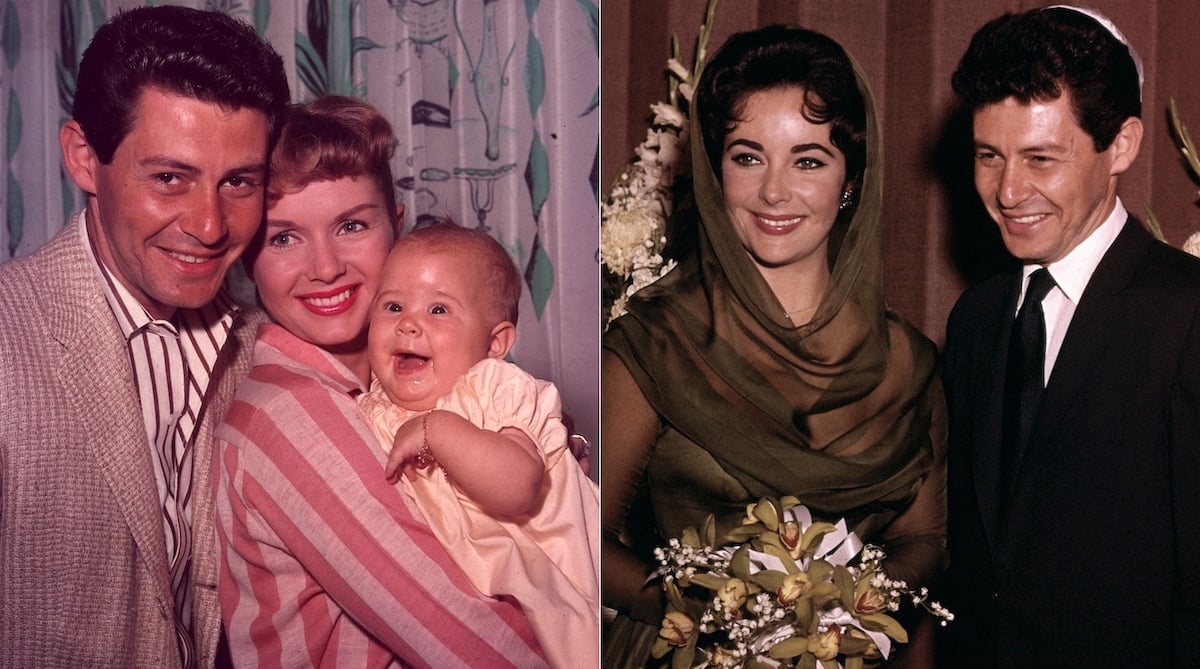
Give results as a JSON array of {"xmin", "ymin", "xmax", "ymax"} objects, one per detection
[
  {"xmin": 268, "ymin": 95, "xmax": 400, "ymax": 226},
  {"xmin": 72, "ymin": 5, "xmax": 290, "ymax": 164},
  {"xmin": 951, "ymin": 7, "xmax": 1140, "ymax": 151},
  {"xmin": 696, "ymin": 25, "xmax": 867, "ymax": 202}
]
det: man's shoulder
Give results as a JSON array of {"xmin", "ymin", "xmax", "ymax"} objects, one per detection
[
  {"xmin": 1141, "ymin": 237, "xmax": 1200, "ymax": 287},
  {"xmin": 0, "ymin": 225, "xmax": 99, "ymax": 343},
  {"xmin": 0, "ymin": 224, "xmax": 87, "ymax": 295},
  {"xmin": 948, "ymin": 269, "xmax": 1015, "ymax": 323}
]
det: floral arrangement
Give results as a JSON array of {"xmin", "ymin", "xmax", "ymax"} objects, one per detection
[
  {"xmin": 650, "ymin": 496, "xmax": 952, "ymax": 669},
  {"xmin": 599, "ymin": 0, "xmax": 719, "ymax": 327},
  {"xmin": 1166, "ymin": 99, "xmax": 1200, "ymax": 257}
]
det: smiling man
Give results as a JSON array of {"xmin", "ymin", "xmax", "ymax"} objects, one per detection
[
  {"xmin": 0, "ymin": 6, "xmax": 288, "ymax": 668},
  {"xmin": 940, "ymin": 7, "xmax": 1200, "ymax": 668}
]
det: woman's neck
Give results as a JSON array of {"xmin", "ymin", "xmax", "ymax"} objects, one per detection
[
  {"xmin": 325, "ymin": 342, "xmax": 371, "ymax": 385},
  {"xmin": 757, "ymin": 258, "xmax": 831, "ymax": 326}
]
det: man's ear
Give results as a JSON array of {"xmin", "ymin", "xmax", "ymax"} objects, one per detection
[
  {"xmin": 59, "ymin": 121, "xmax": 99, "ymax": 194},
  {"xmin": 487, "ymin": 321, "xmax": 517, "ymax": 359},
  {"xmin": 1109, "ymin": 116, "xmax": 1143, "ymax": 176}
]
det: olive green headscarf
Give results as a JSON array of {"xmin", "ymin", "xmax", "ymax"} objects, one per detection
[{"xmin": 604, "ymin": 55, "xmax": 938, "ymax": 529}]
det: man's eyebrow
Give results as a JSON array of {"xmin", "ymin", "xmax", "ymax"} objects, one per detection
[
  {"xmin": 138, "ymin": 156, "xmax": 267, "ymax": 175},
  {"xmin": 972, "ymin": 140, "xmax": 1068, "ymax": 155}
]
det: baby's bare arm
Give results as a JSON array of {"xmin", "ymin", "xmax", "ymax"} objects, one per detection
[{"xmin": 386, "ymin": 409, "xmax": 545, "ymax": 516}]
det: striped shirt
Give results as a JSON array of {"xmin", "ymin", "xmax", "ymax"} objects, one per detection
[
  {"xmin": 214, "ymin": 324, "xmax": 546, "ymax": 668},
  {"xmin": 82, "ymin": 213, "xmax": 236, "ymax": 668}
]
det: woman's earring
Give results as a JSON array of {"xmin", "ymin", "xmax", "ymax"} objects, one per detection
[{"xmin": 839, "ymin": 188, "xmax": 854, "ymax": 211}]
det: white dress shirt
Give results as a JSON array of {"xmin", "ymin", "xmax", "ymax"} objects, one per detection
[{"xmin": 1015, "ymin": 197, "xmax": 1128, "ymax": 384}]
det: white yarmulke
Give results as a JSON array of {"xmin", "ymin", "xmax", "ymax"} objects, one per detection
[{"xmin": 1047, "ymin": 5, "xmax": 1144, "ymax": 101}]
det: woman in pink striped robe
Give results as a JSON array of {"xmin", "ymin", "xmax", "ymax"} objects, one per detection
[{"xmin": 211, "ymin": 95, "xmax": 547, "ymax": 669}]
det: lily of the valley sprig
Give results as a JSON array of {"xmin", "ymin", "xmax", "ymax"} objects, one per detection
[{"xmin": 650, "ymin": 496, "xmax": 952, "ymax": 669}]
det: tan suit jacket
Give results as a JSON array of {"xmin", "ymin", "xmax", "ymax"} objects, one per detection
[{"xmin": 0, "ymin": 216, "xmax": 263, "ymax": 668}]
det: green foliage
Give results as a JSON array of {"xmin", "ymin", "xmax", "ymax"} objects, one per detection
[{"xmin": 3, "ymin": 1, "xmax": 20, "ymax": 69}]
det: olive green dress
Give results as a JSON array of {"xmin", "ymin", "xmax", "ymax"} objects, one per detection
[{"xmin": 602, "ymin": 33, "xmax": 947, "ymax": 668}]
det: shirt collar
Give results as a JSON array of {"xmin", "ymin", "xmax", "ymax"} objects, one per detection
[{"xmin": 1022, "ymin": 197, "xmax": 1128, "ymax": 304}]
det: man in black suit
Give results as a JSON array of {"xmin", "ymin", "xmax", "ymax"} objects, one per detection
[{"xmin": 941, "ymin": 7, "xmax": 1200, "ymax": 668}]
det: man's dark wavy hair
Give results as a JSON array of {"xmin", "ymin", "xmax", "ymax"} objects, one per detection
[
  {"xmin": 73, "ymin": 5, "xmax": 290, "ymax": 164},
  {"xmin": 695, "ymin": 24, "xmax": 867, "ymax": 201},
  {"xmin": 951, "ymin": 7, "xmax": 1140, "ymax": 152}
]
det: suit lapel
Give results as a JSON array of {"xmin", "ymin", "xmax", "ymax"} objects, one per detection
[
  {"xmin": 971, "ymin": 274, "xmax": 1022, "ymax": 544},
  {"xmin": 46, "ymin": 224, "xmax": 174, "ymax": 608}
]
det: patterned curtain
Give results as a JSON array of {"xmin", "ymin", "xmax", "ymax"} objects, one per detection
[{"xmin": 0, "ymin": 0, "xmax": 600, "ymax": 460}]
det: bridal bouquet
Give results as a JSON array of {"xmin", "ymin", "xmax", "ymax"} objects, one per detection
[{"xmin": 650, "ymin": 496, "xmax": 952, "ymax": 669}]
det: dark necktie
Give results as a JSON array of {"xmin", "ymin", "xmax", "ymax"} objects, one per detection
[{"xmin": 1000, "ymin": 267, "xmax": 1056, "ymax": 506}]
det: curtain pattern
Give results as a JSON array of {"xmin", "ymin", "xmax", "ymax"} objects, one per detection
[{"xmin": 0, "ymin": 0, "xmax": 600, "ymax": 454}]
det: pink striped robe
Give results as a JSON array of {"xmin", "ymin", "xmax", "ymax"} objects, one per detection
[{"xmin": 214, "ymin": 323, "xmax": 546, "ymax": 668}]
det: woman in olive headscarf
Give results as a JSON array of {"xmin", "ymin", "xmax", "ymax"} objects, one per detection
[{"xmin": 602, "ymin": 25, "xmax": 947, "ymax": 667}]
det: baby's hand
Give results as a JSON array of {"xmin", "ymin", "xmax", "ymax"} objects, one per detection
[{"xmin": 385, "ymin": 413, "xmax": 435, "ymax": 484}]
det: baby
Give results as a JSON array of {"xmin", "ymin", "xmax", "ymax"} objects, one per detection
[{"xmin": 358, "ymin": 224, "xmax": 599, "ymax": 669}]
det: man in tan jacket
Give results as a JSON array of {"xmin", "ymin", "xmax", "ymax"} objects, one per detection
[{"xmin": 0, "ymin": 6, "xmax": 288, "ymax": 667}]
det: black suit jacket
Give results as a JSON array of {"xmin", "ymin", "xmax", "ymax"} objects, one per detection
[{"xmin": 941, "ymin": 219, "xmax": 1200, "ymax": 668}]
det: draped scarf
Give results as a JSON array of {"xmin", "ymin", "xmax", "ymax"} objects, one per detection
[{"xmin": 604, "ymin": 55, "xmax": 938, "ymax": 536}]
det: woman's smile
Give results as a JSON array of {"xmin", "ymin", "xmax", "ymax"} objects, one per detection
[{"xmin": 297, "ymin": 284, "xmax": 360, "ymax": 314}]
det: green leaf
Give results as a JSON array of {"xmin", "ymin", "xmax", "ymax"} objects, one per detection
[
  {"xmin": 3, "ymin": 0, "xmax": 20, "ymax": 69},
  {"xmin": 700, "ymin": 514, "xmax": 717, "ymax": 548},
  {"xmin": 524, "ymin": 233, "xmax": 554, "ymax": 319},
  {"xmin": 758, "ymin": 530, "xmax": 784, "ymax": 550},
  {"xmin": 574, "ymin": 0, "xmax": 597, "ymax": 51},
  {"xmin": 688, "ymin": 573, "xmax": 726, "ymax": 591},
  {"xmin": 809, "ymin": 582, "xmax": 840, "ymax": 601},
  {"xmin": 858, "ymin": 612, "xmax": 909, "ymax": 643},
  {"xmin": 252, "ymin": 0, "xmax": 270, "ymax": 35},
  {"xmin": 797, "ymin": 652, "xmax": 818, "ymax": 669},
  {"xmin": 794, "ymin": 596, "xmax": 815, "ymax": 631},
  {"xmin": 525, "ymin": 132, "xmax": 549, "ymax": 219},
  {"xmin": 7, "ymin": 170, "xmax": 23, "ymax": 256},
  {"xmin": 767, "ymin": 636, "xmax": 809, "ymax": 659},
  {"xmin": 1143, "ymin": 204, "xmax": 1166, "ymax": 242},
  {"xmin": 350, "ymin": 35, "xmax": 383, "ymax": 56},
  {"xmin": 808, "ymin": 559, "xmax": 834, "ymax": 583},
  {"xmin": 800, "ymin": 522, "xmax": 837, "ymax": 552},
  {"xmin": 750, "ymin": 569, "xmax": 785, "ymax": 593},
  {"xmin": 752, "ymin": 498, "xmax": 780, "ymax": 529},
  {"xmin": 729, "ymin": 543, "xmax": 751, "ymax": 579},
  {"xmin": 5, "ymin": 90, "xmax": 20, "ymax": 161},
  {"xmin": 725, "ymin": 523, "xmax": 765, "ymax": 543},
  {"xmin": 839, "ymin": 636, "xmax": 872, "ymax": 655},
  {"xmin": 762, "ymin": 543, "xmax": 796, "ymax": 568},
  {"xmin": 523, "ymin": 33, "xmax": 545, "ymax": 115},
  {"xmin": 663, "ymin": 582, "xmax": 686, "ymax": 612},
  {"xmin": 844, "ymin": 656, "xmax": 865, "ymax": 669},
  {"xmin": 580, "ymin": 89, "xmax": 598, "ymax": 117},
  {"xmin": 671, "ymin": 633, "xmax": 697, "ymax": 669},
  {"xmin": 680, "ymin": 526, "xmax": 701, "ymax": 548},
  {"xmin": 650, "ymin": 637, "xmax": 672, "ymax": 659},
  {"xmin": 833, "ymin": 565, "xmax": 856, "ymax": 603},
  {"xmin": 295, "ymin": 30, "xmax": 329, "ymax": 96}
]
